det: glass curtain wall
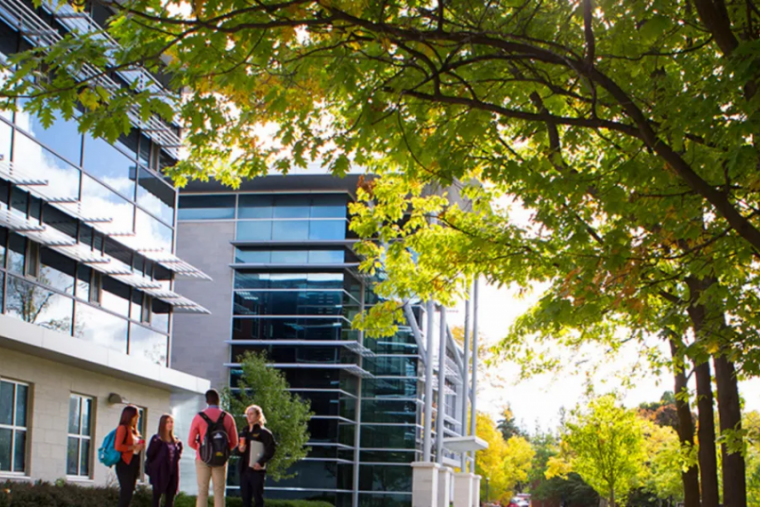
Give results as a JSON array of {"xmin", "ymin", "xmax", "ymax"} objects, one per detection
[
  {"xmin": 0, "ymin": 17, "xmax": 179, "ymax": 366},
  {"xmin": 179, "ymin": 191, "xmax": 426, "ymax": 507}
]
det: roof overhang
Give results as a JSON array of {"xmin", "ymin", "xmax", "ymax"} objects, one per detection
[
  {"xmin": 443, "ymin": 436, "xmax": 489, "ymax": 453},
  {"xmin": 0, "ymin": 314, "xmax": 210, "ymax": 394}
]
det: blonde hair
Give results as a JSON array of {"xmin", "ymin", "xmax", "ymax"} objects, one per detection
[{"xmin": 246, "ymin": 405, "xmax": 266, "ymax": 425}]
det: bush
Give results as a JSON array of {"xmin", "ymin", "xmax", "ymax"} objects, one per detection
[{"xmin": 0, "ymin": 482, "xmax": 334, "ymax": 507}]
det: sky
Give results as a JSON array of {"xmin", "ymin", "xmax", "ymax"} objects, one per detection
[{"xmin": 446, "ymin": 280, "xmax": 760, "ymax": 435}]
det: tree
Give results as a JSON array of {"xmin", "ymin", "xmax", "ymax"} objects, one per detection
[
  {"xmin": 224, "ymin": 352, "xmax": 312, "ymax": 481},
  {"xmin": 550, "ymin": 395, "xmax": 646, "ymax": 507},
  {"xmin": 4, "ymin": 0, "xmax": 759, "ymax": 502},
  {"xmin": 529, "ymin": 430, "xmax": 599, "ymax": 507},
  {"xmin": 497, "ymin": 406, "xmax": 525, "ymax": 441},
  {"xmin": 746, "ymin": 411, "xmax": 760, "ymax": 506},
  {"xmin": 640, "ymin": 419, "xmax": 686, "ymax": 503},
  {"xmin": 474, "ymin": 412, "xmax": 534, "ymax": 504}
]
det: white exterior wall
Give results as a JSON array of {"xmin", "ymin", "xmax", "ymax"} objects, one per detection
[{"xmin": 0, "ymin": 346, "xmax": 177, "ymax": 487}]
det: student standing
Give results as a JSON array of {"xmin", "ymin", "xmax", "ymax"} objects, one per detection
[
  {"xmin": 188, "ymin": 389, "xmax": 238, "ymax": 507},
  {"xmin": 236, "ymin": 405, "xmax": 276, "ymax": 507},
  {"xmin": 114, "ymin": 405, "xmax": 145, "ymax": 507},
  {"xmin": 146, "ymin": 414, "xmax": 183, "ymax": 507}
]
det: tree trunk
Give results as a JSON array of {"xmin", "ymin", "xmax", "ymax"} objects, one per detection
[
  {"xmin": 692, "ymin": 359, "xmax": 720, "ymax": 507},
  {"xmin": 668, "ymin": 336, "xmax": 700, "ymax": 507},
  {"xmin": 685, "ymin": 276, "xmax": 720, "ymax": 507},
  {"xmin": 714, "ymin": 354, "xmax": 747, "ymax": 507},
  {"xmin": 691, "ymin": 276, "xmax": 748, "ymax": 507}
]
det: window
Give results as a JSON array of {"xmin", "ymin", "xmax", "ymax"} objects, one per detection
[
  {"xmin": 40, "ymin": 248, "xmax": 76, "ymax": 294},
  {"xmin": 67, "ymin": 395, "xmax": 93, "ymax": 477},
  {"xmin": 14, "ymin": 101, "xmax": 83, "ymax": 165},
  {"xmin": 129, "ymin": 323, "xmax": 168, "ymax": 366},
  {"xmin": 80, "ymin": 175, "xmax": 135, "ymax": 234},
  {"xmin": 101, "ymin": 277, "xmax": 130, "ymax": 317},
  {"xmin": 238, "ymin": 195, "xmax": 272, "ymax": 219},
  {"xmin": 177, "ymin": 195, "xmax": 235, "ymax": 220},
  {"xmin": 83, "ymin": 134, "xmax": 137, "ymax": 200},
  {"xmin": 137, "ymin": 167, "xmax": 175, "ymax": 225},
  {"xmin": 13, "ymin": 133, "xmax": 81, "ymax": 201},
  {"xmin": 0, "ymin": 379, "xmax": 29, "ymax": 474}
]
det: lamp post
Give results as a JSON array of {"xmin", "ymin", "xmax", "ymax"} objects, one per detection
[{"xmin": 485, "ymin": 476, "xmax": 490, "ymax": 504}]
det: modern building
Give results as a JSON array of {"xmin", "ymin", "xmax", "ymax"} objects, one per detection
[
  {"xmin": 173, "ymin": 175, "xmax": 482, "ymax": 507},
  {"xmin": 0, "ymin": 0, "xmax": 210, "ymax": 485}
]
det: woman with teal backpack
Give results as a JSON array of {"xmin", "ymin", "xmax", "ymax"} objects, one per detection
[{"xmin": 114, "ymin": 406, "xmax": 145, "ymax": 507}]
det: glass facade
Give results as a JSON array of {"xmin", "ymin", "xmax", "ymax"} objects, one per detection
[
  {"xmin": 0, "ymin": 14, "xmax": 204, "ymax": 366},
  {"xmin": 178, "ymin": 191, "xmax": 446, "ymax": 507}
]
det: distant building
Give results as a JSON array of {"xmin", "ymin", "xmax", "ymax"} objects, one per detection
[{"xmin": 173, "ymin": 175, "xmax": 477, "ymax": 507}]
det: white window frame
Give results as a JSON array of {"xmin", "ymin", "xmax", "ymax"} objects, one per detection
[
  {"xmin": 67, "ymin": 394, "xmax": 94, "ymax": 479},
  {"xmin": 0, "ymin": 379, "xmax": 30, "ymax": 475}
]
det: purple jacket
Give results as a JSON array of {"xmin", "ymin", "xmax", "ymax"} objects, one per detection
[{"xmin": 146, "ymin": 435, "xmax": 182, "ymax": 493}]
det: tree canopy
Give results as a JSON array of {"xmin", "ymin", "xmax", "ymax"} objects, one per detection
[{"xmin": 4, "ymin": 0, "xmax": 760, "ymax": 503}]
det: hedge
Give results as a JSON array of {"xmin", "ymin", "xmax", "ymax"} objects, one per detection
[{"xmin": 0, "ymin": 481, "xmax": 334, "ymax": 507}]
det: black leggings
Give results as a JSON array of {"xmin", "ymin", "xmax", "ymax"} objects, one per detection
[
  {"xmin": 116, "ymin": 455, "xmax": 141, "ymax": 507},
  {"xmin": 152, "ymin": 473, "xmax": 178, "ymax": 507}
]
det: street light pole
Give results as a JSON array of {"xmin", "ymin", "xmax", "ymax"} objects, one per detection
[{"xmin": 486, "ymin": 477, "xmax": 490, "ymax": 503}]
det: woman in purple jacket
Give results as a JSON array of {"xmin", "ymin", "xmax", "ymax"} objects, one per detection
[{"xmin": 146, "ymin": 414, "xmax": 183, "ymax": 507}]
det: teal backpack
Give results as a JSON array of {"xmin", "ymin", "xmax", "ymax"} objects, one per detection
[{"xmin": 98, "ymin": 429, "xmax": 122, "ymax": 467}]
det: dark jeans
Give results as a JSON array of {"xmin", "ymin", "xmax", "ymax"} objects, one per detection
[
  {"xmin": 241, "ymin": 469, "xmax": 266, "ymax": 507},
  {"xmin": 152, "ymin": 473, "xmax": 178, "ymax": 507},
  {"xmin": 116, "ymin": 455, "xmax": 141, "ymax": 507}
]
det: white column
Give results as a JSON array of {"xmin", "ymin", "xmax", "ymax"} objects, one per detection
[
  {"xmin": 423, "ymin": 299, "xmax": 435, "ymax": 461},
  {"xmin": 438, "ymin": 466, "xmax": 453, "ymax": 507},
  {"xmin": 436, "ymin": 306, "xmax": 447, "ymax": 463},
  {"xmin": 472, "ymin": 475, "xmax": 482, "ymax": 507},
  {"xmin": 460, "ymin": 284, "xmax": 471, "ymax": 471},
  {"xmin": 412, "ymin": 462, "xmax": 440, "ymax": 507},
  {"xmin": 470, "ymin": 278, "xmax": 479, "ymax": 438},
  {"xmin": 453, "ymin": 472, "xmax": 475, "ymax": 507}
]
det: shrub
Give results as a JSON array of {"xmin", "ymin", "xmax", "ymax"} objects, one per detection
[{"xmin": 0, "ymin": 482, "xmax": 334, "ymax": 507}]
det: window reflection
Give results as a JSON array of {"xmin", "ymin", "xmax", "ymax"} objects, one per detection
[
  {"xmin": 151, "ymin": 299, "xmax": 170, "ymax": 333},
  {"xmin": 360, "ymin": 425, "xmax": 418, "ymax": 449},
  {"xmin": 231, "ymin": 317, "xmax": 347, "ymax": 342},
  {"xmin": 236, "ymin": 220, "xmax": 271, "ymax": 241},
  {"xmin": 238, "ymin": 195, "xmax": 272, "ymax": 219},
  {"xmin": 0, "ymin": 121, "xmax": 11, "ymax": 164},
  {"xmin": 13, "ymin": 133, "xmax": 80, "ymax": 200},
  {"xmin": 233, "ymin": 290, "xmax": 356, "ymax": 316},
  {"xmin": 233, "ymin": 249, "xmax": 346, "ymax": 264},
  {"xmin": 83, "ymin": 134, "xmax": 137, "ymax": 199},
  {"xmin": 137, "ymin": 167, "xmax": 175, "ymax": 225},
  {"xmin": 80, "ymin": 175, "xmax": 134, "ymax": 233},
  {"xmin": 178, "ymin": 195, "xmax": 235, "ymax": 220},
  {"xmin": 5, "ymin": 276, "xmax": 73, "ymax": 334},
  {"xmin": 135, "ymin": 208, "xmax": 173, "ymax": 251},
  {"xmin": 129, "ymin": 324, "xmax": 168, "ymax": 366},
  {"xmin": 74, "ymin": 302, "xmax": 128, "ymax": 353},
  {"xmin": 7, "ymin": 233, "xmax": 25, "ymax": 274},
  {"xmin": 234, "ymin": 272, "xmax": 349, "ymax": 291},
  {"xmin": 101, "ymin": 278, "xmax": 130, "ymax": 317},
  {"xmin": 15, "ymin": 102, "xmax": 82, "ymax": 165},
  {"xmin": 40, "ymin": 248, "xmax": 76, "ymax": 295}
]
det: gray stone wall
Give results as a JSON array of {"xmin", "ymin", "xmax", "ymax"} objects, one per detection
[
  {"xmin": 0, "ymin": 347, "xmax": 170, "ymax": 487},
  {"xmin": 172, "ymin": 221, "xmax": 235, "ymax": 390}
]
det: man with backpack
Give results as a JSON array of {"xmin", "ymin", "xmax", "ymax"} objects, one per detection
[{"xmin": 188, "ymin": 389, "xmax": 239, "ymax": 507}]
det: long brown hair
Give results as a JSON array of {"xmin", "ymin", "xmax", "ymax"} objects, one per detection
[
  {"xmin": 158, "ymin": 414, "xmax": 177, "ymax": 443},
  {"xmin": 119, "ymin": 405, "xmax": 141, "ymax": 437}
]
